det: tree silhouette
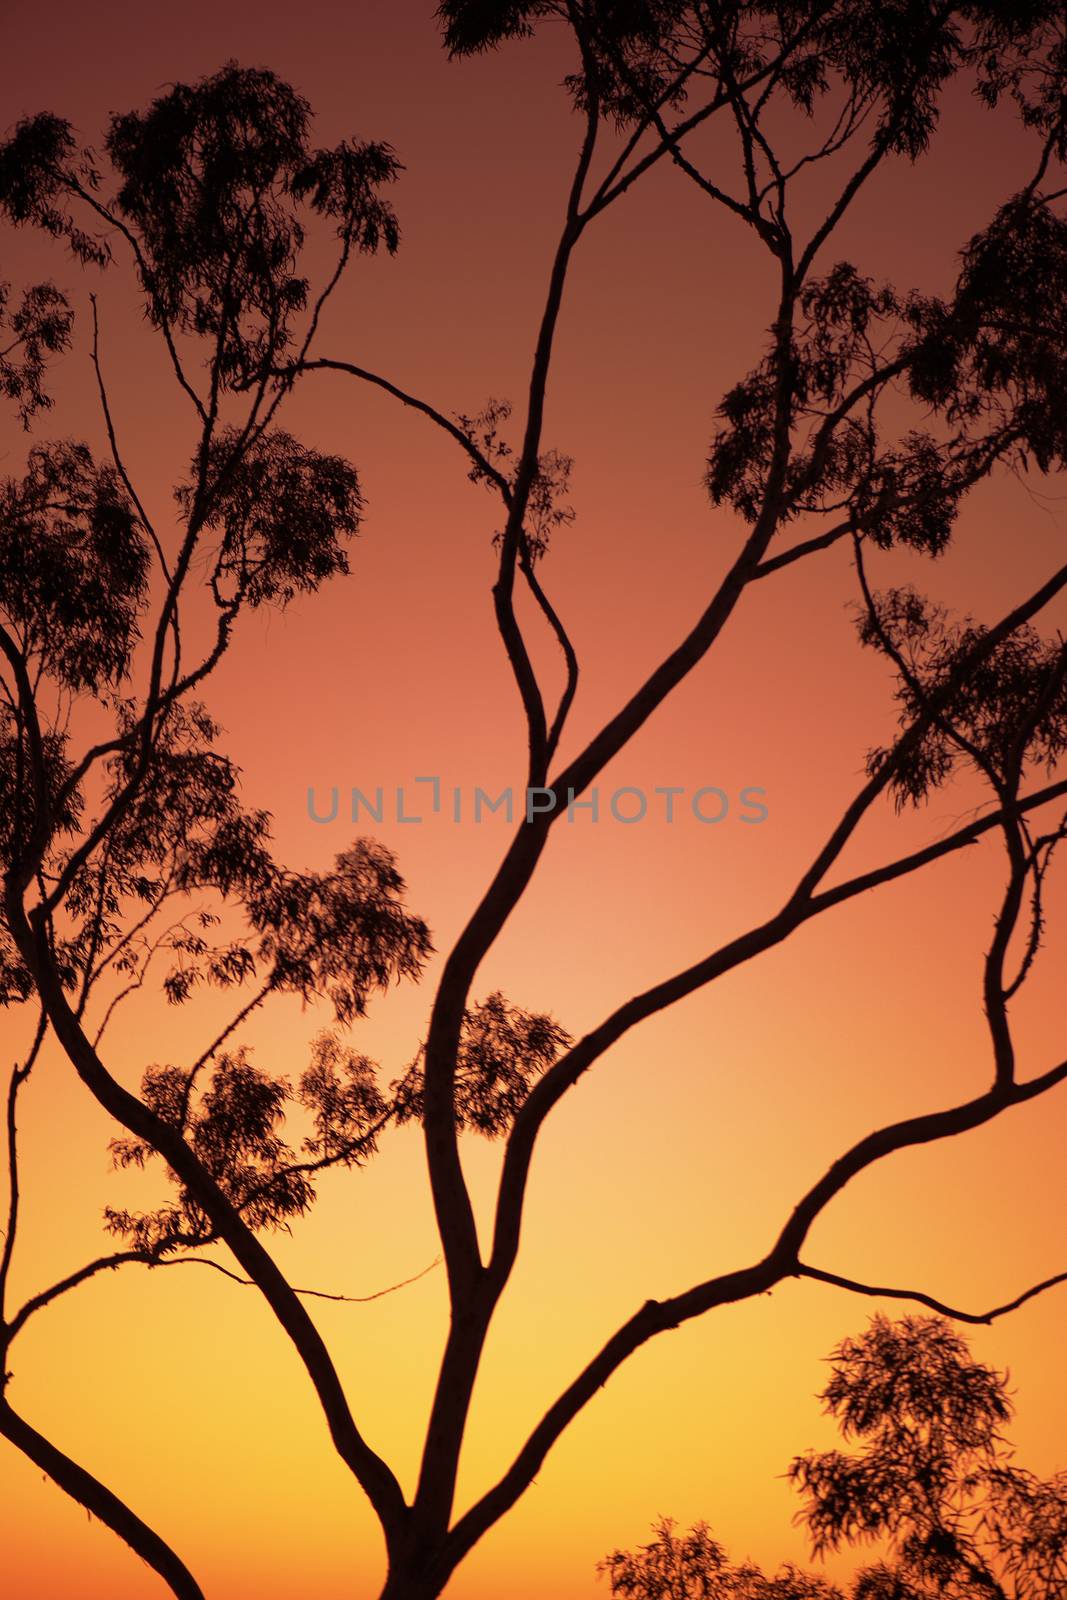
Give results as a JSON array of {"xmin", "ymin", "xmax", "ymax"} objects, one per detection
[
  {"xmin": 599, "ymin": 1516, "xmax": 845, "ymax": 1599},
  {"xmin": 601, "ymin": 1317, "xmax": 1067, "ymax": 1600},
  {"xmin": 2, "ymin": 6, "xmax": 1067, "ymax": 1598},
  {"xmin": 791, "ymin": 1316, "xmax": 1067, "ymax": 1599}
]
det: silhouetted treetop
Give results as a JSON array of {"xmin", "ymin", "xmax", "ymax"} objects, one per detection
[
  {"xmin": 598, "ymin": 1514, "xmax": 845, "ymax": 1599},
  {"xmin": 605, "ymin": 1317, "xmax": 1067, "ymax": 1600},
  {"xmin": 0, "ymin": 281, "xmax": 73, "ymax": 426},
  {"xmin": 811, "ymin": 1316, "xmax": 1010, "ymax": 1459},
  {"xmin": 709, "ymin": 188, "xmax": 1067, "ymax": 554},
  {"xmin": 0, "ymin": 442, "xmax": 148, "ymax": 692},
  {"xmin": 439, "ymin": 2, "xmax": 1067, "ymax": 162},
  {"xmin": 790, "ymin": 1316, "xmax": 1067, "ymax": 1598},
  {"xmin": 0, "ymin": 62, "xmax": 400, "ymax": 390}
]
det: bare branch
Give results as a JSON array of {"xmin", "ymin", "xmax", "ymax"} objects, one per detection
[
  {"xmin": 0, "ymin": 1398, "xmax": 205, "ymax": 1600},
  {"xmin": 490, "ymin": 770, "xmax": 1067, "ymax": 1290},
  {"xmin": 147, "ymin": 1251, "xmax": 442, "ymax": 1305},
  {"xmin": 3, "ymin": 893, "xmax": 409, "ymax": 1542},
  {"xmin": 7, "ymin": 1249, "xmax": 442, "ymax": 1341},
  {"xmin": 0, "ymin": 1009, "xmax": 48, "ymax": 1319},
  {"xmin": 462, "ymin": 1055, "xmax": 1067, "ymax": 1572},
  {"xmin": 794, "ymin": 1261, "xmax": 1067, "ymax": 1327},
  {"xmin": 520, "ymin": 553, "xmax": 579, "ymax": 763},
  {"xmin": 752, "ymin": 519, "xmax": 854, "ymax": 578},
  {"xmin": 67, "ymin": 180, "xmax": 208, "ymax": 423},
  {"xmin": 273, "ymin": 358, "xmax": 513, "ymax": 502},
  {"xmin": 89, "ymin": 295, "xmax": 170, "ymax": 580},
  {"xmin": 774, "ymin": 1055, "xmax": 1067, "ymax": 1268}
]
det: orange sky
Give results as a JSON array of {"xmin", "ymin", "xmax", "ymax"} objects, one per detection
[{"xmin": 2, "ymin": 4, "xmax": 1066, "ymax": 1597}]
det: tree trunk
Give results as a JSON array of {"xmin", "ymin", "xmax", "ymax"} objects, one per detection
[{"xmin": 378, "ymin": 1568, "xmax": 442, "ymax": 1600}]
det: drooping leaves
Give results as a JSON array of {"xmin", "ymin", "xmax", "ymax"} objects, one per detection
[
  {"xmin": 107, "ymin": 1050, "xmax": 313, "ymax": 1250},
  {"xmin": 598, "ymin": 1514, "xmax": 846, "ymax": 1599},
  {"xmin": 858, "ymin": 592, "xmax": 1067, "ymax": 804},
  {"xmin": 180, "ymin": 427, "xmax": 364, "ymax": 607},
  {"xmin": 252, "ymin": 841, "xmax": 433, "ymax": 1026},
  {"xmin": 104, "ymin": 62, "xmax": 400, "ymax": 386},
  {"xmin": 0, "ymin": 112, "xmax": 108, "ymax": 264},
  {"xmin": 396, "ymin": 991, "xmax": 571, "ymax": 1136},
  {"xmin": 436, "ymin": 0, "xmax": 554, "ymax": 57},
  {"xmin": 0, "ymin": 281, "xmax": 74, "ymax": 425},
  {"xmin": 299, "ymin": 1032, "xmax": 389, "ymax": 1164},
  {"xmin": 0, "ymin": 442, "xmax": 149, "ymax": 692},
  {"xmin": 788, "ymin": 1316, "xmax": 1067, "ymax": 1600},
  {"xmin": 0, "ymin": 63, "xmax": 400, "ymax": 390}
]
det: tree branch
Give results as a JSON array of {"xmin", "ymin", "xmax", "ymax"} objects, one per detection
[
  {"xmin": 794, "ymin": 1261, "xmax": 1067, "ymax": 1327},
  {"xmin": 773, "ymin": 1057, "xmax": 1067, "ymax": 1267},
  {"xmin": 0, "ymin": 1397, "xmax": 205, "ymax": 1600},
  {"xmin": 519, "ymin": 552, "xmax": 579, "ymax": 764},
  {"xmin": 411, "ymin": 73, "xmax": 603, "ymax": 1544},
  {"xmin": 272, "ymin": 358, "xmax": 513, "ymax": 503},
  {"xmin": 460, "ymin": 1055, "xmax": 1067, "ymax": 1572},
  {"xmin": 489, "ymin": 770, "xmax": 1067, "ymax": 1291},
  {"xmin": 89, "ymin": 295, "xmax": 170, "ymax": 580},
  {"xmin": 7, "ymin": 1250, "xmax": 442, "ymax": 1342},
  {"xmin": 0, "ymin": 1010, "xmax": 48, "ymax": 1319},
  {"xmin": 147, "ymin": 1251, "xmax": 441, "ymax": 1305},
  {"xmin": 2, "ymin": 891, "xmax": 410, "ymax": 1548}
]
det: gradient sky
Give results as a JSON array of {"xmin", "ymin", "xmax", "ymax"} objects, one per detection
[{"xmin": 2, "ymin": 4, "xmax": 1066, "ymax": 1597}]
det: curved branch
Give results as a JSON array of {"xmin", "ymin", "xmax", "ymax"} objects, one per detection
[
  {"xmin": 89, "ymin": 295, "xmax": 170, "ymax": 580},
  {"xmin": 180, "ymin": 977, "xmax": 278, "ymax": 1125},
  {"xmin": 794, "ymin": 1261, "xmax": 1067, "ymax": 1326},
  {"xmin": 752, "ymin": 520, "xmax": 854, "ymax": 578},
  {"xmin": 443, "ymin": 1260, "xmax": 777, "ymax": 1578},
  {"xmin": 773, "ymin": 1057, "xmax": 1067, "ymax": 1266},
  {"xmin": 520, "ymin": 553, "xmax": 579, "ymax": 764},
  {"xmin": 67, "ymin": 181, "xmax": 207, "ymax": 423},
  {"xmin": 489, "ymin": 771, "xmax": 1067, "ymax": 1290},
  {"xmin": 0, "ymin": 1398, "xmax": 204, "ymax": 1600},
  {"xmin": 275, "ymin": 358, "xmax": 513, "ymax": 503},
  {"xmin": 485, "ymin": 72, "xmax": 601, "ymax": 790},
  {"xmin": 3, "ymin": 892, "xmax": 409, "ymax": 1547},
  {"xmin": 410, "ymin": 82, "xmax": 604, "ymax": 1545},
  {"xmin": 8, "ymin": 1250, "xmax": 442, "ymax": 1343},
  {"xmin": 790, "ymin": 560, "xmax": 1067, "ymax": 910},
  {"xmin": 460, "ymin": 1056, "xmax": 1067, "ymax": 1573},
  {"xmin": 8, "ymin": 1250, "xmax": 147, "ymax": 1340},
  {"xmin": 149, "ymin": 1251, "xmax": 442, "ymax": 1305},
  {"xmin": 0, "ymin": 1010, "xmax": 48, "ymax": 1318}
]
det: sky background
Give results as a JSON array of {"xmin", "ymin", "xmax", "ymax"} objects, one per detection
[{"xmin": 2, "ymin": 3, "xmax": 1066, "ymax": 1597}]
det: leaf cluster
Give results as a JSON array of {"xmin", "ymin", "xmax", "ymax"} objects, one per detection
[{"xmin": 0, "ymin": 64, "xmax": 400, "ymax": 391}]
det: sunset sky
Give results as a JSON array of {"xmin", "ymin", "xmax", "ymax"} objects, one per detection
[{"xmin": 2, "ymin": 4, "xmax": 1066, "ymax": 1597}]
